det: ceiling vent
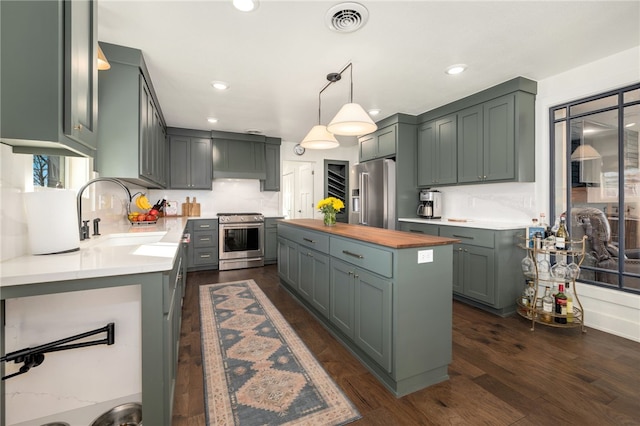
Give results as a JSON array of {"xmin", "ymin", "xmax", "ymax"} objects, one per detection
[{"xmin": 325, "ymin": 2, "xmax": 369, "ymax": 33}]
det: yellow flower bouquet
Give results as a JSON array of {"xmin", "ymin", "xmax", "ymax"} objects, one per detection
[{"xmin": 316, "ymin": 196, "xmax": 344, "ymax": 226}]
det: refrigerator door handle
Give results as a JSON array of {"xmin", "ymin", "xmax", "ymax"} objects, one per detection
[{"xmin": 360, "ymin": 172, "xmax": 369, "ymax": 225}]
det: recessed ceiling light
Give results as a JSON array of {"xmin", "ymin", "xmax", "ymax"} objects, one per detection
[
  {"xmin": 368, "ymin": 109, "xmax": 381, "ymax": 116},
  {"xmin": 445, "ymin": 64, "xmax": 467, "ymax": 75},
  {"xmin": 211, "ymin": 81, "xmax": 229, "ymax": 90},
  {"xmin": 233, "ymin": 0, "xmax": 258, "ymax": 12},
  {"xmin": 207, "ymin": 117, "xmax": 218, "ymax": 124}
]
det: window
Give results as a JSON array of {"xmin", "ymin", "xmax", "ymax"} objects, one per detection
[
  {"xmin": 33, "ymin": 155, "xmax": 65, "ymax": 188},
  {"xmin": 551, "ymin": 83, "xmax": 640, "ymax": 293}
]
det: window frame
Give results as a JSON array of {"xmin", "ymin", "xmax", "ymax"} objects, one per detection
[{"xmin": 550, "ymin": 82, "xmax": 640, "ymax": 293}]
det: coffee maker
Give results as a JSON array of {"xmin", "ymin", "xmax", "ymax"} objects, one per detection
[{"xmin": 417, "ymin": 189, "xmax": 442, "ymax": 219}]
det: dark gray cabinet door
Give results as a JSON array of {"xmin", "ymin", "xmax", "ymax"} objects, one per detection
[
  {"xmin": 462, "ymin": 245, "xmax": 495, "ymax": 304},
  {"xmin": 64, "ymin": 0, "xmax": 98, "ymax": 149},
  {"xmin": 359, "ymin": 134, "xmax": 377, "ymax": 161},
  {"xmin": 354, "ymin": 268, "xmax": 392, "ymax": 373},
  {"xmin": 298, "ymin": 248, "xmax": 330, "ymax": 318},
  {"xmin": 169, "ymin": 136, "xmax": 190, "ymax": 189},
  {"xmin": 417, "ymin": 115, "xmax": 457, "ymax": 186},
  {"xmin": 261, "ymin": 142, "xmax": 281, "ymax": 191},
  {"xmin": 330, "ymin": 258, "xmax": 355, "ymax": 339},
  {"xmin": 264, "ymin": 227, "xmax": 278, "ymax": 264},
  {"xmin": 457, "ymin": 105, "xmax": 484, "ymax": 183},
  {"xmin": 277, "ymin": 237, "xmax": 298, "ymax": 288},
  {"xmin": 190, "ymin": 138, "xmax": 213, "ymax": 189},
  {"xmin": 451, "ymin": 244, "xmax": 464, "ymax": 295},
  {"xmin": 483, "ymin": 94, "xmax": 515, "ymax": 182}
]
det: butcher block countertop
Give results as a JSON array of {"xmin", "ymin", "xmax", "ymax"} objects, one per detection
[{"xmin": 279, "ymin": 219, "xmax": 459, "ymax": 249}]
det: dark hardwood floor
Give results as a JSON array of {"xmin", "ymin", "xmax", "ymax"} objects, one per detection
[{"xmin": 171, "ymin": 265, "xmax": 640, "ymax": 425}]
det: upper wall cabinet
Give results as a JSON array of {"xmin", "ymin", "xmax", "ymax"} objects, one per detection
[
  {"xmin": 1, "ymin": 0, "xmax": 98, "ymax": 157},
  {"xmin": 417, "ymin": 77, "xmax": 536, "ymax": 187},
  {"xmin": 261, "ymin": 137, "xmax": 282, "ymax": 192},
  {"xmin": 167, "ymin": 128, "xmax": 212, "ymax": 190},
  {"xmin": 417, "ymin": 115, "xmax": 458, "ymax": 187},
  {"xmin": 96, "ymin": 42, "xmax": 167, "ymax": 188},
  {"xmin": 359, "ymin": 124, "xmax": 397, "ymax": 162}
]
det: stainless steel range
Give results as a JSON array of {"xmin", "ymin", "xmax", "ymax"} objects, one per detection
[{"xmin": 218, "ymin": 213, "xmax": 265, "ymax": 271}]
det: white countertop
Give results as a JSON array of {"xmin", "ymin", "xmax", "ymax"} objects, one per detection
[
  {"xmin": 399, "ymin": 217, "xmax": 529, "ymax": 230},
  {"xmin": 0, "ymin": 217, "xmax": 189, "ymax": 287}
]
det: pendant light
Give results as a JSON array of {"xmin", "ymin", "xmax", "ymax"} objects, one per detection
[
  {"xmin": 571, "ymin": 144, "xmax": 601, "ymax": 161},
  {"xmin": 326, "ymin": 63, "xmax": 377, "ymax": 136},
  {"xmin": 97, "ymin": 45, "xmax": 111, "ymax": 71},
  {"xmin": 300, "ymin": 91, "xmax": 339, "ymax": 149}
]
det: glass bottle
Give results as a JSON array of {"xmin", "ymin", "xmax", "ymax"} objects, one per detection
[
  {"xmin": 554, "ymin": 283, "xmax": 568, "ymax": 324},
  {"xmin": 555, "ymin": 215, "xmax": 569, "ymax": 250},
  {"xmin": 542, "ymin": 286, "xmax": 553, "ymax": 323},
  {"xmin": 565, "ymin": 282, "xmax": 574, "ymax": 323},
  {"xmin": 539, "ymin": 212, "xmax": 549, "ymax": 236}
]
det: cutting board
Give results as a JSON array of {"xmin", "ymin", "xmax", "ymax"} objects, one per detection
[
  {"xmin": 182, "ymin": 197, "xmax": 191, "ymax": 217},
  {"xmin": 191, "ymin": 197, "xmax": 201, "ymax": 217}
]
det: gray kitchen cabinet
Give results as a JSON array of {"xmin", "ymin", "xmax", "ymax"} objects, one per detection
[
  {"xmin": 186, "ymin": 219, "xmax": 219, "ymax": 270},
  {"xmin": 417, "ymin": 115, "xmax": 458, "ymax": 187},
  {"xmin": 359, "ymin": 123, "xmax": 397, "ymax": 162},
  {"xmin": 261, "ymin": 138, "xmax": 282, "ymax": 191},
  {"xmin": 278, "ymin": 221, "xmax": 453, "ymax": 396},
  {"xmin": 1, "ymin": 0, "xmax": 98, "ymax": 157},
  {"xmin": 97, "ymin": 42, "xmax": 167, "ymax": 188},
  {"xmin": 417, "ymin": 77, "xmax": 536, "ymax": 187},
  {"xmin": 439, "ymin": 225, "xmax": 524, "ymax": 316},
  {"xmin": 168, "ymin": 130, "xmax": 213, "ymax": 190},
  {"xmin": 264, "ymin": 217, "xmax": 282, "ymax": 265},
  {"xmin": 458, "ymin": 94, "xmax": 516, "ymax": 183}
]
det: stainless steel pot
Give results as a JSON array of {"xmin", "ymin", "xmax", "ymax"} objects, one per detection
[{"xmin": 89, "ymin": 402, "xmax": 142, "ymax": 426}]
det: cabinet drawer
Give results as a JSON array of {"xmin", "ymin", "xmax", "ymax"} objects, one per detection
[
  {"xmin": 279, "ymin": 225, "xmax": 330, "ymax": 254},
  {"xmin": 440, "ymin": 226, "xmax": 494, "ymax": 248},
  {"xmin": 330, "ymin": 237, "xmax": 393, "ymax": 278},
  {"xmin": 191, "ymin": 219, "xmax": 218, "ymax": 231},
  {"xmin": 193, "ymin": 230, "xmax": 217, "ymax": 248},
  {"xmin": 192, "ymin": 247, "xmax": 218, "ymax": 265},
  {"xmin": 399, "ymin": 222, "xmax": 439, "ymax": 236}
]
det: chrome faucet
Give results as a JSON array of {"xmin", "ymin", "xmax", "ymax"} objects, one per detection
[{"xmin": 77, "ymin": 178, "xmax": 132, "ymax": 240}]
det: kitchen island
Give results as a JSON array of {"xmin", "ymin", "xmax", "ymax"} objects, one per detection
[
  {"xmin": 0, "ymin": 217, "xmax": 188, "ymax": 426},
  {"xmin": 277, "ymin": 219, "xmax": 458, "ymax": 397}
]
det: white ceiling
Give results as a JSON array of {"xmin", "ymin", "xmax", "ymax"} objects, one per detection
[{"xmin": 97, "ymin": 0, "xmax": 640, "ymax": 146}]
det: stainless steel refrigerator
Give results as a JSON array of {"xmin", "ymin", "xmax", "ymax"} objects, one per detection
[{"xmin": 349, "ymin": 158, "xmax": 396, "ymax": 229}]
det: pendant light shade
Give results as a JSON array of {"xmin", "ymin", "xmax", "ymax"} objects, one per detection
[
  {"xmin": 327, "ymin": 102, "xmax": 377, "ymax": 136},
  {"xmin": 571, "ymin": 144, "xmax": 601, "ymax": 161},
  {"xmin": 300, "ymin": 125, "xmax": 340, "ymax": 149},
  {"xmin": 97, "ymin": 45, "xmax": 111, "ymax": 70}
]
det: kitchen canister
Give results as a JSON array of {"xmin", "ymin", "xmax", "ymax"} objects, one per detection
[{"xmin": 23, "ymin": 189, "xmax": 80, "ymax": 255}]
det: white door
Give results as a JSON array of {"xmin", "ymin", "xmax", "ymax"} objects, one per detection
[{"xmin": 283, "ymin": 161, "xmax": 314, "ymax": 219}]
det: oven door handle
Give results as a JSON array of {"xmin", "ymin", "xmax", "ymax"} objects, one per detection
[{"xmin": 219, "ymin": 223, "xmax": 264, "ymax": 230}]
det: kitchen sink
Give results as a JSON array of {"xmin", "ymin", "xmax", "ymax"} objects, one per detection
[{"xmin": 85, "ymin": 231, "xmax": 167, "ymax": 247}]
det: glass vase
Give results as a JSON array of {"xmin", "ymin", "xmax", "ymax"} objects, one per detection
[{"xmin": 323, "ymin": 211, "xmax": 337, "ymax": 226}]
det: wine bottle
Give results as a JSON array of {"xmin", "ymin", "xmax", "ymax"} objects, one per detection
[
  {"xmin": 555, "ymin": 215, "xmax": 569, "ymax": 250},
  {"xmin": 565, "ymin": 282, "xmax": 574, "ymax": 323},
  {"xmin": 554, "ymin": 283, "xmax": 568, "ymax": 324},
  {"xmin": 542, "ymin": 286, "xmax": 553, "ymax": 323}
]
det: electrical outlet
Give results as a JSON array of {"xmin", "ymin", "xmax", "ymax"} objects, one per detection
[{"xmin": 417, "ymin": 249, "xmax": 433, "ymax": 264}]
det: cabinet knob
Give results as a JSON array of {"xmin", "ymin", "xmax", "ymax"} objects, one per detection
[
  {"xmin": 348, "ymin": 271, "xmax": 354, "ymax": 275},
  {"xmin": 74, "ymin": 124, "xmax": 83, "ymax": 131},
  {"xmin": 354, "ymin": 274, "xmax": 359, "ymax": 278}
]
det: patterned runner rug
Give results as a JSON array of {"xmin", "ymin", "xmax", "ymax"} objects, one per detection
[{"xmin": 199, "ymin": 279, "xmax": 361, "ymax": 425}]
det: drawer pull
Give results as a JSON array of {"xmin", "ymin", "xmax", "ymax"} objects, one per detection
[
  {"xmin": 453, "ymin": 234, "xmax": 474, "ymax": 240},
  {"xmin": 342, "ymin": 250, "xmax": 364, "ymax": 259},
  {"xmin": 200, "ymin": 254, "xmax": 211, "ymax": 258},
  {"xmin": 199, "ymin": 224, "xmax": 211, "ymax": 228},
  {"xmin": 200, "ymin": 237, "xmax": 211, "ymax": 242},
  {"xmin": 303, "ymin": 237, "xmax": 315, "ymax": 243},
  {"xmin": 409, "ymin": 230, "xmax": 424, "ymax": 233}
]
